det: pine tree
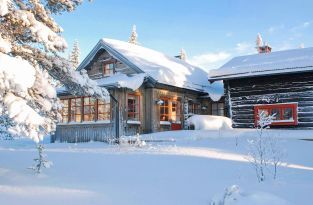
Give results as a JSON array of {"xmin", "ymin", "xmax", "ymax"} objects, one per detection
[
  {"xmin": 128, "ymin": 25, "xmax": 138, "ymax": 45},
  {"xmin": 69, "ymin": 40, "xmax": 80, "ymax": 69},
  {"xmin": 0, "ymin": 0, "xmax": 109, "ymax": 143}
]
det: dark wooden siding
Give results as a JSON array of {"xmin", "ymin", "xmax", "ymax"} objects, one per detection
[{"xmin": 226, "ymin": 72, "xmax": 313, "ymax": 128}]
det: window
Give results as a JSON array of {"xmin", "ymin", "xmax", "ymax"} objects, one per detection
[
  {"xmin": 83, "ymin": 97, "xmax": 96, "ymax": 121},
  {"xmin": 103, "ymin": 63, "xmax": 114, "ymax": 76},
  {"xmin": 60, "ymin": 99, "xmax": 69, "ymax": 123},
  {"xmin": 212, "ymin": 102, "xmax": 224, "ymax": 116},
  {"xmin": 127, "ymin": 94, "xmax": 140, "ymax": 121},
  {"xmin": 70, "ymin": 98, "xmax": 82, "ymax": 122},
  {"xmin": 188, "ymin": 102, "xmax": 201, "ymax": 114},
  {"xmin": 98, "ymin": 99, "xmax": 111, "ymax": 121},
  {"xmin": 171, "ymin": 100, "xmax": 182, "ymax": 122},
  {"xmin": 59, "ymin": 97, "xmax": 111, "ymax": 123},
  {"xmin": 254, "ymin": 103, "xmax": 298, "ymax": 126},
  {"xmin": 160, "ymin": 98, "xmax": 169, "ymax": 121}
]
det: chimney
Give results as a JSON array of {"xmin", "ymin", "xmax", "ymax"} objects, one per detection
[
  {"xmin": 256, "ymin": 33, "xmax": 272, "ymax": 54},
  {"xmin": 175, "ymin": 48, "xmax": 187, "ymax": 61}
]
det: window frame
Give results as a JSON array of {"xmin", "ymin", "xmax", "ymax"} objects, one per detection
[
  {"xmin": 212, "ymin": 102, "xmax": 225, "ymax": 116},
  {"xmin": 103, "ymin": 62, "xmax": 115, "ymax": 76},
  {"xmin": 127, "ymin": 93, "xmax": 141, "ymax": 121},
  {"xmin": 254, "ymin": 103, "xmax": 298, "ymax": 126},
  {"xmin": 160, "ymin": 98, "xmax": 170, "ymax": 122},
  {"xmin": 59, "ymin": 97, "xmax": 111, "ymax": 123},
  {"xmin": 83, "ymin": 97, "xmax": 97, "ymax": 122},
  {"xmin": 97, "ymin": 99, "xmax": 111, "ymax": 121},
  {"xmin": 70, "ymin": 97, "xmax": 82, "ymax": 123}
]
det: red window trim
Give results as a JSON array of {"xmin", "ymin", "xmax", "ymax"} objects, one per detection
[
  {"xmin": 254, "ymin": 103, "xmax": 298, "ymax": 126},
  {"xmin": 127, "ymin": 93, "xmax": 141, "ymax": 121}
]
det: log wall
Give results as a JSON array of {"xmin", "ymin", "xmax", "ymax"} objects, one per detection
[{"xmin": 225, "ymin": 72, "xmax": 313, "ymax": 128}]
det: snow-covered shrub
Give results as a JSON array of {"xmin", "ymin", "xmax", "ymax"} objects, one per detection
[
  {"xmin": 186, "ymin": 115, "xmax": 232, "ymax": 130},
  {"xmin": 29, "ymin": 144, "xmax": 53, "ymax": 174},
  {"xmin": 118, "ymin": 133, "xmax": 147, "ymax": 148},
  {"xmin": 210, "ymin": 185, "xmax": 240, "ymax": 205},
  {"xmin": 248, "ymin": 111, "xmax": 283, "ymax": 182}
]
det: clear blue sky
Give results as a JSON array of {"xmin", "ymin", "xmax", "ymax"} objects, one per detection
[{"xmin": 55, "ymin": 0, "xmax": 313, "ymax": 71}]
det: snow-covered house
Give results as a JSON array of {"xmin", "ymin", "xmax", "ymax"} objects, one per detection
[
  {"xmin": 53, "ymin": 39, "xmax": 224, "ymax": 142},
  {"xmin": 209, "ymin": 46, "xmax": 313, "ymax": 129}
]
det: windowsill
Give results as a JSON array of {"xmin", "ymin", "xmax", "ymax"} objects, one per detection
[
  {"xmin": 57, "ymin": 120, "xmax": 111, "ymax": 125},
  {"xmin": 171, "ymin": 121, "xmax": 181, "ymax": 124},
  {"xmin": 160, "ymin": 121, "xmax": 171, "ymax": 125},
  {"xmin": 127, "ymin": 120, "xmax": 141, "ymax": 125}
]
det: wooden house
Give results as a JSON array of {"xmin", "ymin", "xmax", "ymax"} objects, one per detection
[
  {"xmin": 209, "ymin": 46, "xmax": 313, "ymax": 129},
  {"xmin": 52, "ymin": 39, "xmax": 224, "ymax": 142}
]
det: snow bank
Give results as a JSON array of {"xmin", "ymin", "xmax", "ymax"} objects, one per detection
[
  {"xmin": 211, "ymin": 185, "xmax": 289, "ymax": 205},
  {"xmin": 186, "ymin": 115, "xmax": 232, "ymax": 130}
]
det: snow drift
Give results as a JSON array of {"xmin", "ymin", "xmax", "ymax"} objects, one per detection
[{"xmin": 186, "ymin": 115, "xmax": 233, "ymax": 130}]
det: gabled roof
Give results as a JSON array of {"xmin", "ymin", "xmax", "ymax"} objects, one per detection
[
  {"xmin": 208, "ymin": 47, "xmax": 313, "ymax": 81},
  {"xmin": 78, "ymin": 38, "xmax": 210, "ymax": 92}
]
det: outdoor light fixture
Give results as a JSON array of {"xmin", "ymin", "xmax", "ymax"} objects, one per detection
[{"xmin": 156, "ymin": 99, "xmax": 164, "ymax": 105}]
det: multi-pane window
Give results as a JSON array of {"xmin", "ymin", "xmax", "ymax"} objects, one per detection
[
  {"xmin": 188, "ymin": 102, "xmax": 201, "ymax": 114},
  {"xmin": 171, "ymin": 100, "xmax": 182, "ymax": 122},
  {"xmin": 60, "ymin": 99, "xmax": 69, "ymax": 123},
  {"xmin": 70, "ymin": 98, "xmax": 82, "ymax": 122},
  {"xmin": 59, "ymin": 97, "xmax": 111, "ymax": 123},
  {"xmin": 83, "ymin": 97, "xmax": 96, "ymax": 121},
  {"xmin": 103, "ymin": 63, "xmax": 114, "ymax": 76},
  {"xmin": 160, "ymin": 98, "xmax": 169, "ymax": 121},
  {"xmin": 98, "ymin": 99, "xmax": 111, "ymax": 121},
  {"xmin": 254, "ymin": 103, "xmax": 298, "ymax": 126},
  {"xmin": 127, "ymin": 94, "xmax": 140, "ymax": 121},
  {"xmin": 212, "ymin": 102, "xmax": 224, "ymax": 116}
]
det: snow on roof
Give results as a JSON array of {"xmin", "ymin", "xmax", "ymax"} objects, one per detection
[
  {"xmin": 96, "ymin": 73, "xmax": 146, "ymax": 91},
  {"xmin": 209, "ymin": 47, "xmax": 313, "ymax": 80},
  {"xmin": 101, "ymin": 38, "xmax": 209, "ymax": 92},
  {"xmin": 76, "ymin": 38, "xmax": 224, "ymax": 101}
]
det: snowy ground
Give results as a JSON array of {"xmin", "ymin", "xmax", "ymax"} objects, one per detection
[{"xmin": 0, "ymin": 129, "xmax": 312, "ymax": 205}]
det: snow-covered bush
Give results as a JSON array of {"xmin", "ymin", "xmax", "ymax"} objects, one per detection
[
  {"xmin": 29, "ymin": 144, "xmax": 53, "ymax": 174},
  {"xmin": 186, "ymin": 115, "xmax": 233, "ymax": 130},
  {"xmin": 210, "ymin": 185, "xmax": 240, "ymax": 205},
  {"xmin": 248, "ymin": 111, "xmax": 283, "ymax": 182}
]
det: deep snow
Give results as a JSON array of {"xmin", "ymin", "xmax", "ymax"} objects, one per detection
[{"xmin": 0, "ymin": 129, "xmax": 312, "ymax": 205}]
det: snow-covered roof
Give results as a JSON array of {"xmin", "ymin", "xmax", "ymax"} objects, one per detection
[
  {"xmin": 209, "ymin": 47, "xmax": 313, "ymax": 81},
  {"xmin": 79, "ymin": 38, "xmax": 209, "ymax": 92}
]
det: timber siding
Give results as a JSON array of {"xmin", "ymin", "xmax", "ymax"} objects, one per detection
[{"xmin": 225, "ymin": 72, "xmax": 313, "ymax": 128}]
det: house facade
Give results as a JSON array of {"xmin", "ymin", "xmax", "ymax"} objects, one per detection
[
  {"xmin": 209, "ymin": 46, "xmax": 313, "ymax": 129},
  {"xmin": 52, "ymin": 39, "xmax": 224, "ymax": 142}
]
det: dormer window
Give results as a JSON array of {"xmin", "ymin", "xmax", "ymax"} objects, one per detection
[{"xmin": 103, "ymin": 63, "xmax": 115, "ymax": 76}]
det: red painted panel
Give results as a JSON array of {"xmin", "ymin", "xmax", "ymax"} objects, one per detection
[{"xmin": 171, "ymin": 123, "xmax": 182, "ymax": 130}]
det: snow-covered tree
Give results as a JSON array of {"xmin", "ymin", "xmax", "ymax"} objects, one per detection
[
  {"xmin": 0, "ymin": 0, "xmax": 109, "ymax": 143},
  {"xmin": 256, "ymin": 33, "xmax": 263, "ymax": 47},
  {"xmin": 128, "ymin": 25, "xmax": 138, "ymax": 45},
  {"xmin": 69, "ymin": 40, "xmax": 80, "ymax": 69}
]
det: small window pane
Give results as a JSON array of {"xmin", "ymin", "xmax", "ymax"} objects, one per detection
[
  {"xmin": 283, "ymin": 108, "xmax": 293, "ymax": 120},
  {"xmin": 271, "ymin": 108, "xmax": 281, "ymax": 120}
]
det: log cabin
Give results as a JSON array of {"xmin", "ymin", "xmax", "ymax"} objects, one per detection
[
  {"xmin": 209, "ymin": 45, "xmax": 313, "ymax": 129},
  {"xmin": 52, "ymin": 38, "xmax": 224, "ymax": 142}
]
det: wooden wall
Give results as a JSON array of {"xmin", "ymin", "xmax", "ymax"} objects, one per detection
[{"xmin": 225, "ymin": 72, "xmax": 313, "ymax": 128}]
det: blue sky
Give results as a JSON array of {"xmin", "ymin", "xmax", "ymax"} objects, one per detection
[{"xmin": 56, "ymin": 0, "xmax": 313, "ymax": 71}]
